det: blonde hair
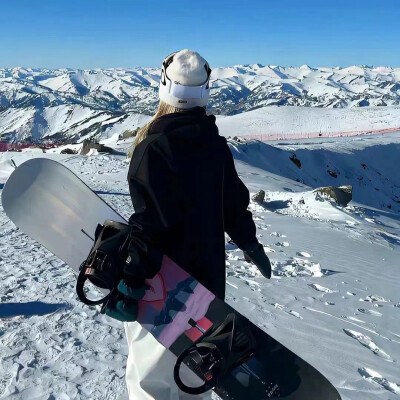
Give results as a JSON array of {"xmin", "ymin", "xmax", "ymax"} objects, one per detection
[{"xmin": 133, "ymin": 101, "xmax": 183, "ymax": 148}]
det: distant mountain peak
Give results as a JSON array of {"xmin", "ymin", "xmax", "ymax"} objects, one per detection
[{"xmin": 0, "ymin": 64, "xmax": 399, "ymax": 143}]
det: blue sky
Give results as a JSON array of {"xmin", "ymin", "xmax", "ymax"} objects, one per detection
[{"xmin": 0, "ymin": 0, "xmax": 399, "ymax": 69}]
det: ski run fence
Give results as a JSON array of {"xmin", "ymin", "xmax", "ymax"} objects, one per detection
[{"xmin": 236, "ymin": 126, "xmax": 400, "ymax": 142}]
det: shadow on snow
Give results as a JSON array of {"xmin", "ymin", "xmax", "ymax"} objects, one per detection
[
  {"xmin": 0, "ymin": 301, "xmax": 70, "ymax": 318},
  {"xmin": 94, "ymin": 190, "xmax": 130, "ymax": 196}
]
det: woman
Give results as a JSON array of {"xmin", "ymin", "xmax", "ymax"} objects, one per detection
[{"xmin": 107, "ymin": 49, "xmax": 272, "ymax": 399}]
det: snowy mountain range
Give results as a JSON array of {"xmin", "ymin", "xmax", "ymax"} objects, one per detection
[{"xmin": 1, "ymin": 65, "xmax": 400, "ymax": 143}]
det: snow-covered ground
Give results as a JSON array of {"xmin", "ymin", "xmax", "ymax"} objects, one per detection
[
  {"xmin": 1, "ymin": 131, "xmax": 400, "ymax": 400},
  {"xmin": 216, "ymin": 106, "xmax": 400, "ymax": 140}
]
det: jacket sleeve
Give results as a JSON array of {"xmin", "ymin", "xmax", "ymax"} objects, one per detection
[
  {"xmin": 223, "ymin": 145, "xmax": 259, "ymax": 251},
  {"xmin": 125, "ymin": 140, "xmax": 184, "ymax": 280}
]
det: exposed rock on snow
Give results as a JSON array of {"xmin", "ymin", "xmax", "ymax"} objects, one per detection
[
  {"xmin": 251, "ymin": 190, "xmax": 265, "ymax": 204},
  {"xmin": 289, "ymin": 153, "xmax": 302, "ymax": 169},
  {"xmin": 60, "ymin": 147, "xmax": 78, "ymax": 155},
  {"xmin": 313, "ymin": 185, "xmax": 353, "ymax": 207},
  {"xmin": 80, "ymin": 139, "xmax": 115, "ymax": 156}
]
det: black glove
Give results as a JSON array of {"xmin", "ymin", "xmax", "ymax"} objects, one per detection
[
  {"xmin": 100, "ymin": 233, "xmax": 163, "ymax": 322},
  {"xmin": 122, "ymin": 234, "xmax": 163, "ymax": 281},
  {"xmin": 243, "ymin": 243, "xmax": 272, "ymax": 279},
  {"xmin": 101, "ymin": 234, "xmax": 159, "ymax": 323},
  {"xmin": 101, "ymin": 276, "xmax": 150, "ymax": 322}
]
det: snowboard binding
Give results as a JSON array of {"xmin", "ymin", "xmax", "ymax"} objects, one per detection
[
  {"xmin": 174, "ymin": 313, "xmax": 256, "ymax": 394},
  {"xmin": 76, "ymin": 220, "xmax": 130, "ymax": 306}
]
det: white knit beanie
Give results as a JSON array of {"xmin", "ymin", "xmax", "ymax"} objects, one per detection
[{"xmin": 159, "ymin": 49, "xmax": 211, "ymax": 109}]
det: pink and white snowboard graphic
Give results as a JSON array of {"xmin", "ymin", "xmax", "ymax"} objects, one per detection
[{"xmin": 141, "ymin": 255, "xmax": 215, "ymax": 348}]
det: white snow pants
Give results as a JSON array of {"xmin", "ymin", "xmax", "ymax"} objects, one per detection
[{"xmin": 124, "ymin": 321, "xmax": 213, "ymax": 400}]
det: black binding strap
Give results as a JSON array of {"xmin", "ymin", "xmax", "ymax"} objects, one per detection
[
  {"xmin": 173, "ymin": 345, "xmax": 216, "ymax": 395},
  {"xmin": 174, "ymin": 313, "xmax": 256, "ymax": 395},
  {"xmin": 76, "ymin": 261, "xmax": 112, "ymax": 306},
  {"xmin": 76, "ymin": 220, "xmax": 130, "ymax": 306}
]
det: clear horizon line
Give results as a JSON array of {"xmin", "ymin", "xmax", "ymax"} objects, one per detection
[{"xmin": 1, "ymin": 63, "xmax": 399, "ymax": 71}]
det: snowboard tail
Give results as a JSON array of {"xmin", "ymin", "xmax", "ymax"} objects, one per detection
[{"xmin": 2, "ymin": 158, "xmax": 341, "ymax": 400}]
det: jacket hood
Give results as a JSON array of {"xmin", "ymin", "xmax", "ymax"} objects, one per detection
[{"xmin": 147, "ymin": 107, "xmax": 219, "ymax": 141}]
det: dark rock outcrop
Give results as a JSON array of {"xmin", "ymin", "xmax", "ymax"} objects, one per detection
[
  {"xmin": 252, "ymin": 190, "xmax": 265, "ymax": 204},
  {"xmin": 314, "ymin": 185, "xmax": 353, "ymax": 206}
]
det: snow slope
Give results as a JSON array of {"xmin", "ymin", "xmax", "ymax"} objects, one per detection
[
  {"xmin": 228, "ymin": 131, "xmax": 400, "ymax": 213},
  {"xmin": 216, "ymin": 106, "xmax": 400, "ymax": 139},
  {"xmin": 1, "ymin": 132, "xmax": 400, "ymax": 400},
  {"xmin": 0, "ymin": 105, "xmax": 150, "ymax": 143}
]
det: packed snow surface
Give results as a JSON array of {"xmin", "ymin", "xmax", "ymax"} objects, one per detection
[
  {"xmin": 1, "ymin": 131, "xmax": 400, "ymax": 400},
  {"xmin": 216, "ymin": 106, "xmax": 400, "ymax": 140}
]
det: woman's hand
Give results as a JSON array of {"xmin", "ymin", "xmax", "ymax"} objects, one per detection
[
  {"xmin": 243, "ymin": 243, "xmax": 272, "ymax": 279},
  {"xmin": 101, "ymin": 277, "xmax": 150, "ymax": 322}
]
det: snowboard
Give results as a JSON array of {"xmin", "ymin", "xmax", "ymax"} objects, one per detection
[{"xmin": 2, "ymin": 158, "xmax": 341, "ymax": 400}]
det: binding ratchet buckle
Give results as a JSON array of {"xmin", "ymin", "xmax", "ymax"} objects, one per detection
[
  {"xmin": 174, "ymin": 313, "xmax": 256, "ymax": 395},
  {"xmin": 76, "ymin": 248, "xmax": 113, "ymax": 306}
]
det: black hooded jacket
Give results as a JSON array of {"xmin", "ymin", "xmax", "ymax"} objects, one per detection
[{"xmin": 127, "ymin": 107, "xmax": 258, "ymax": 300}]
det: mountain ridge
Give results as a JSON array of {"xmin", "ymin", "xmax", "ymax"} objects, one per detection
[{"xmin": 1, "ymin": 64, "xmax": 400, "ymax": 143}]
